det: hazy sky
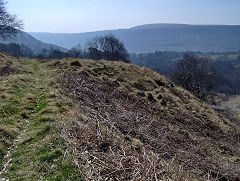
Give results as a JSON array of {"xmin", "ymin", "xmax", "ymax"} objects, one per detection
[{"xmin": 7, "ymin": 0, "xmax": 240, "ymax": 33}]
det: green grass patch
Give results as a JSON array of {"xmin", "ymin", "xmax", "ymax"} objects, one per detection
[
  {"xmin": 4, "ymin": 119, "xmax": 16, "ymax": 126},
  {"xmin": 1, "ymin": 103, "xmax": 20, "ymax": 117},
  {"xmin": 0, "ymin": 58, "xmax": 83, "ymax": 180},
  {"xmin": 40, "ymin": 149, "xmax": 63, "ymax": 163}
]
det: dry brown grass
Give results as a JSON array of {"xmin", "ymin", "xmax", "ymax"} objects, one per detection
[
  {"xmin": 59, "ymin": 120, "xmax": 206, "ymax": 181},
  {"xmin": 52, "ymin": 59, "xmax": 240, "ymax": 180}
]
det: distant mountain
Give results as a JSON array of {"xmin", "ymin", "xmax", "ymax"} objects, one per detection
[
  {"xmin": 0, "ymin": 31, "xmax": 67, "ymax": 55},
  {"xmin": 29, "ymin": 24, "xmax": 240, "ymax": 53}
]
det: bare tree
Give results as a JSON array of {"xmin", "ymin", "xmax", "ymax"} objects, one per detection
[
  {"xmin": 172, "ymin": 54, "xmax": 218, "ymax": 99},
  {"xmin": 87, "ymin": 34, "xmax": 129, "ymax": 62},
  {"xmin": 0, "ymin": 0, "xmax": 23, "ymax": 38},
  {"xmin": 68, "ymin": 44, "xmax": 82, "ymax": 58}
]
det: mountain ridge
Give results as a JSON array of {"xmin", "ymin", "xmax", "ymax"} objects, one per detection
[
  {"xmin": 0, "ymin": 31, "xmax": 67, "ymax": 55},
  {"xmin": 29, "ymin": 23, "xmax": 240, "ymax": 53}
]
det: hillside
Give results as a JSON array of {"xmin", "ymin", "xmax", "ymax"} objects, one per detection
[
  {"xmin": 0, "ymin": 31, "xmax": 67, "ymax": 55},
  {"xmin": 29, "ymin": 23, "xmax": 240, "ymax": 53},
  {"xmin": 0, "ymin": 53, "xmax": 239, "ymax": 180}
]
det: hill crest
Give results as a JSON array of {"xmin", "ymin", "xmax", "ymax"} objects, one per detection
[
  {"xmin": 0, "ymin": 31, "xmax": 67, "ymax": 55},
  {"xmin": 29, "ymin": 23, "xmax": 240, "ymax": 53}
]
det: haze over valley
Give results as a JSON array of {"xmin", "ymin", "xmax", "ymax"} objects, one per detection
[{"xmin": 29, "ymin": 23, "xmax": 240, "ymax": 53}]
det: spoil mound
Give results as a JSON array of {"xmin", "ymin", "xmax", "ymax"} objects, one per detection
[{"xmin": 57, "ymin": 60, "xmax": 240, "ymax": 180}]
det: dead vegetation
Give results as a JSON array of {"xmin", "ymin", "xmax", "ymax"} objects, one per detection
[
  {"xmin": 0, "ymin": 53, "xmax": 23, "ymax": 77},
  {"xmin": 0, "ymin": 65, "xmax": 19, "ymax": 76},
  {"xmin": 54, "ymin": 59, "xmax": 240, "ymax": 180},
  {"xmin": 59, "ymin": 120, "xmax": 198, "ymax": 180}
]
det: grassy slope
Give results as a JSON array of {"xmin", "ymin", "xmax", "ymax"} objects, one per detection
[
  {"xmin": 0, "ymin": 54, "xmax": 82, "ymax": 180},
  {"xmin": 0, "ymin": 54, "xmax": 239, "ymax": 180},
  {"xmin": 54, "ymin": 59, "xmax": 240, "ymax": 180}
]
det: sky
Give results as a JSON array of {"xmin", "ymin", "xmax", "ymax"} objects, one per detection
[{"xmin": 7, "ymin": 0, "xmax": 240, "ymax": 33}]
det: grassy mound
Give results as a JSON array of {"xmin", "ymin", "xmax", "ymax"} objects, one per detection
[
  {"xmin": 54, "ymin": 59, "xmax": 240, "ymax": 180},
  {"xmin": 0, "ymin": 54, "xmax": 239, "ymax": 180}
]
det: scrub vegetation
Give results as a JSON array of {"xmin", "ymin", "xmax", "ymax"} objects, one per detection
[{"xmin": 0, "ymin": 53, "xmax": 239, "ymax": 180}]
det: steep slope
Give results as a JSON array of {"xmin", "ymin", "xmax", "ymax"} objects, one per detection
[
  {"xmin": 29, "ymin": 24, "xmax": 240, "ymax": 53},
  {"xmin": 0, "ymin": 53, "xmax": 239, "ymax": 180},
  {"xmin": 0, "ymin": 31, "xmax": 67, "ymax": 55},
  {"xmin": 54, "ymin": 59, "xmax": 240, "ymax": 180}
]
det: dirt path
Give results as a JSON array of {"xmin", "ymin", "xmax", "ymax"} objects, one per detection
[
  {"xmin": 0, "ymin": 60, "xmax": 45, "ymax": 179},
  {"xmin": 221, "ymin": 95, "xmax": 240, "ymax": 110},
  {"xmin": 0, "ymin": 120, "xmax": 29, "ymax": 176},
  {"xmin": 209, "ymin": 95, "xmax": 240, "ymax": 112},
  {"xmin": 209, "ymin": 95, "xmax": 240, "ymax": 127},
  {"xmin": 0, "ymin": 57, "xmax": 82, "ymax": 180},
  {"xmin": 209, "ymin": 105, "xmax": 240, "ymax": 112}
]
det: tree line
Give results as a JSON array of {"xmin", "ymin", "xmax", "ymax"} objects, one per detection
[
  {"xmin": 36, "ymin": 34, "xmax": 129, "ymax": 62},
  {"xmin": 0, "ymin": 43, "xmax": 33, "ymax": 57},
  {"xmin": 132, "ymin": 51, "xmax": 240, "ymax": 98},
  {"xmin": 0, "ymin": 34, "xmax": 130, "ymax": 63}
]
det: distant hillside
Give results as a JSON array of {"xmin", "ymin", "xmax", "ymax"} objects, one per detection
[
  {"xmin": 29, "ymin": 23, "xmax": 240, "ymax": 53},
  {"xmin": 0, "ymin": 31, "xmax": 67, "ymax": 55}
]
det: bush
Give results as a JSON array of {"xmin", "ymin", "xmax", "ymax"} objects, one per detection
[
  {"xmin": 87, "ymin": 34, "xmax": 129, "ymax": 63},
  {"xmin": 172, "ymin": 54, "xmax": 218, "ymax": 99}
]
